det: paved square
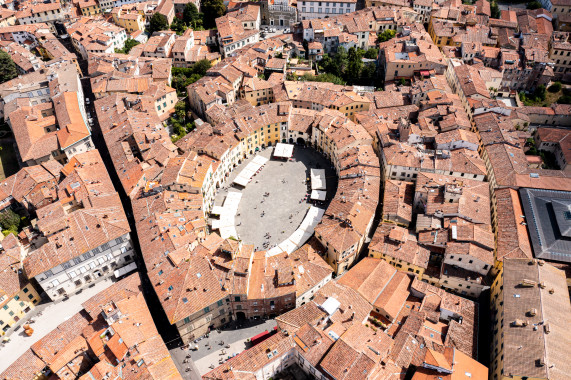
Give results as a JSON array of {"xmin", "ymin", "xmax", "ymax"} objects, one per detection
[
  {"xmin": 212, "ymin": 146, "xmax": 337, "ymax": 250},
  {"xmin": 0, "ymin": 278, "xmax": 115, "ymax": 374}
]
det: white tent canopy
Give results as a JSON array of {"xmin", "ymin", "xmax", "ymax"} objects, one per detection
[
  {"xmin": 233, "ymin": 155, "xmax": 269, "ymax": 187},
  {"xmin": 211, "ymin": 206, "xmax": 224, "ymax": 215},
  {"xmin": 266, "ymin": 206, "xmax": 326, "ymax": 257},
  {"xmin": 273, "ymin": 143, "xmax": 294, "ymax": 158},
  {"xmin": 211, "ymin": 191, "xmax": 242, "ymax": 239},
  {"xmin": 310, "ymin": 168, "xmax": 326, "ymax": 190},
  {"xmin": 310, "ymin": 190, "xmax": 327, "ymax": 201}
]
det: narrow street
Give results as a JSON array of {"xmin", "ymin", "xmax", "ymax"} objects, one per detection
[{"xmin": 60, "ymin": 36, "xmax": 185, "ymax": 350}]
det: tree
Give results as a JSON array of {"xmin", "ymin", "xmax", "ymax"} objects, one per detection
[
  {"xmin": 376, "ymin": 29, "xmax": 395, "ymax": 44},
  {"xmin": 192, "ymin": 59, "xmax": 212, "ymax": 76},
  {"xmin": 202, "ymin": 0, "xmax": 225, "ymax": 29},
  {"xmin": 332, "ymin": 47, "xmax": 348, "ymax": 76},
  {"xmin": 170, "ymin": 60, "xmax": 211, "ymax": 96},
  {"xmin": 125, "ymin": 38, "xmax": 140, "ymax": 53},
  {"xmin": 364, "ymin": 47, "xmax": 379, "ymax": 59},
  {"xmin": 301, "ymin": 73, "xmax": 345, "ymax": 85},
  {"xmin": 0, "ymin": 50, "xmax": 17, "ymax": 84},
  {"xmin": 183, "ymin": 3, "xmax": 202, "ymax": 28},
  {"xmin": 490, "ymin": 1, "xmax": 500, "ymax": 19},
  {"xmin": 0, "ymin": 209, "xmax": 20, "ymax": 232},
  {"xmin": 548, "ymin": 82, "xmax": 562, "ymax": 93},
  {"xmin": 170, "ymin": 18, "xmax": 187, "ymax": 35},
  {"xmin": 527, "ymin": 1, "xmax": 541, "ymax": 9},
  {"xmin": 533, "ymin": 84, "xmax": 546, "ymax": 101},
  {"xmin": 115, "ymin": 38, "xmax": 140, "ymax": 54},
  {"xmin": 149, "ymin": 13, "xmax": 169, "ymax": 34},
  {"xmin": 345, "ymin": 47, "xmax": 363, "ymax": 82},
  {"xmin": 360, "ymin": 63, "xmax": 377, "ymax": 84},
  {"xmin": 175, "ymin": 101, "xmax": 187, "ymax": 119}
]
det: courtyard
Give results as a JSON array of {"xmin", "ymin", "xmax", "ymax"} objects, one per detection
[{"xmin": 212, "ymin": 145, "xmax": 337, "ymax": 250}]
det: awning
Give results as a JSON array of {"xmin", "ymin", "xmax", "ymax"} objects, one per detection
[
  {"xmin": 273, "ymin": 143, "xmax": 294, "ymax": 158},
  {"xmin": 266, "ymin": 206, "xmax": 325, "ymax": 257},
  {"xmin": 420, "ymin": 70, "xmax": 430, "ymax": 76},
  {"xmin": 310, "ymin": 190, "xmax": 326, "ymax": 201},
  {"xmin": 233, "ymin": 156, "xmax": 268, "ymax": 187},
  {"xmin": 310, "ymin": 169, "xmax": 326, "ymax": 190},
  {"xmin": 211, "ymin": 206, "xmax": 224, "ymax": 215}
]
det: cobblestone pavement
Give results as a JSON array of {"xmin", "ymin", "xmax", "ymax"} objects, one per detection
[
  {"xmin": 170, "ymin": 319, "xmax": 277, "ymax": 376},
  {"xmin": 212, "ymin": 146, "xmax": 337, "ymax": 250}
]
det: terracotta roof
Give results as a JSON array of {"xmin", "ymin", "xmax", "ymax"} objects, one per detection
[
  {"xmin": 499, "ymin": 259, "xmax": 571, "ymax": 380},
  {"xmin": 23, "ymin": 150, "xmax": 130, "ymax": 278},
  {"xmin": 494, "ymin": 188, "xmax": 533, "ymax": 262}
]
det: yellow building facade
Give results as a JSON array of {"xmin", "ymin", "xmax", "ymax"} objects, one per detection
[
  {"xmin": 112, "ymin": 12, "xmax": 145, "ymax": 33},
  {"xmin": 331, "ymin": 100, "xmax": 369, "ymax": 121},
  {"xmin": 0, "ymin": 284, "xmax": 41, "ymax": 335},
  {"xmin": 368, "ymin": 249, "xmax": 427, "ymax": 279},
  {"xmin": 80, "ymin": 1, "xmax": 102, "ymax": 17},
  {"xmin": 427, "ymin": 19, "xmax": 459, "ymax": 48}
]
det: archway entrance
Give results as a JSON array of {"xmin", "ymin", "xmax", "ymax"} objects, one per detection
[
  {"xmin": 236, "ymin": 312, "xmax": 246, "ymax": 320},
  {"xmin": 297, "ymin": 137, "xmax": 305, "ymax": 145},
  {"xmin": 289, "ymin": 138, "xmax": 294, "ymax": 144}
]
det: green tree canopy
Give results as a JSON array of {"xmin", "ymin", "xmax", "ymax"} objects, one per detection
[
  {"xmin": 149, "ymin": 13, "xmax": 169, "ymax": 34},
  {"xmin": 171, "ymin": 60, "xmax": 212, "ymax": 96},
  {"xmin": 115, "ymin": 38, "xmax": 141, "ymax": 54},
  {"xmin": 170, "ymin": 18, "xmax": 187, "ymax": 35},
  {"xmin": 202, "ymin": 0, "xmax": 225, "ymax": 29},
  {"xmin": 490, "ymin": 1, "xmax": 500, "ymax": 18},
  {"xmin": 0, "ymin": 50, "xmax": 17, "ymax": 84},
  {"xmin": 183, "ymin": 3, "xmax": 201, "ymax": 26},
  {"xmin": 124, "ymin": 38, "xmax": 140, "ymax": 53},
  {"xmin": 301, "ymin": 73, "xmax": 345, "ymax": 85},
  {"xmin": 346, "ymin": 47, "xmax": 363, "ymax": 81},
  {"xmin": 364, "ymin": 47, "xmax": 379, "ymax": 59},
  {"xmin": 0, "ymin": 209, "xmax": 20, "ymax": 232},
  {"xmin": 548, "ymin": 82, "xmax": 562, "ymax": 93},
  {"xmin": 192, "ymin": 59, "xmax": 212, "ymax": 76},
  {"xmin": 527, "ymin": 1, "xmax": 541, "ymax": 9},
  {"xmin": 533, "ymin": 84, "xmax": 546, "ymax": 101},
  {"xmin": 376, "ymin": 29, "xmax": 396, "ymax": 44}
]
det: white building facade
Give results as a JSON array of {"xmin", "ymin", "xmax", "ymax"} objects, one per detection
[
  {"xmin": 298, "ymin": 0, "xmax": 356, "ymax": 20},
  {"xmin": 33, "ymin": 233, "xmax": 134, "ymax": 301}
]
